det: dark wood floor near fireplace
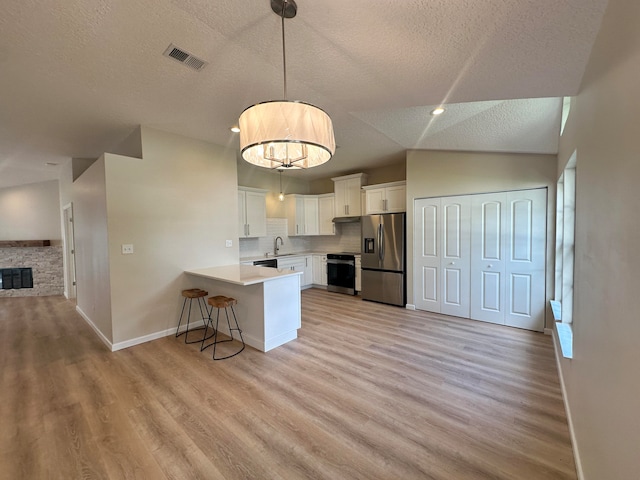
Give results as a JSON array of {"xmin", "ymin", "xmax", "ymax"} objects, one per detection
[{"xmin": 0, "ymin": 290, "xmax": 577, "ymax": 479}]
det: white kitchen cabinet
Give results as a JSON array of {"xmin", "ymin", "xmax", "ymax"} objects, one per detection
[
  {"xmin": 303, "ymin": 255, "xmax": 313, "ymax": 286},
  {"xmin": 332, "ymin": 173, "xmax": 367, "ymax": 218},
  {"xmin": 238, "ymin": 187, "xmax": 267, "ymax": 238},
  {"xmin": 312, "ymin": 254, "xmax": 328, "ymax": 286},
  {"xmin": 355, "ymin": 255, "xmax": 362, "ymax": 292},
  {"xmin": 285, "ymin": 195, "xmax": 319, "ymax": 236},
  {"xmin": 277, "ymin": 255, "xmax": 313, "ymax": 288},
  {"xmin": 318, "ymin": 194, "xmax": 336, "ymax": 235},
  {"xmin": 363, "ymin": 181, "xmax": 406, "ymax": 214}
]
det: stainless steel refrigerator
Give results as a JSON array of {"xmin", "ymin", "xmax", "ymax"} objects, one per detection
[{"xmin": 361, "ymin": 213, "xmax": 406, "ymax": 306}]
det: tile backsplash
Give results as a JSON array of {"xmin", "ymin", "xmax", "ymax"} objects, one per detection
[{"xmin": 239, "ymin": 218, "xmax": 361, "ymax": 258}]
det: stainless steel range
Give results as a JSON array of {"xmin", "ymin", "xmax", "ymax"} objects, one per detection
[{"xmin": 326, "ymin": 253, "xmax": 357, "ymax": 295}]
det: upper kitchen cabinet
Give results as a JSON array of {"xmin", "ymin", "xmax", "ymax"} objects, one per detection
[
  {"xmin": 284, "ymin": 194, "xmax": 319, "ymax": 236},
  {"xmin": 332, "ymin": 173, "xmax": 368, "ymax": 218},
  {"xmin": 318, "ymin": 194, "xmax": 336, "ymax": 235},
  {"xmin": 238, "ymin": 186, "xmax": 267, "ymax": 238},
  {"xmin": 363, "ymin": 181, "xmax": 406, "ymax": 214}
]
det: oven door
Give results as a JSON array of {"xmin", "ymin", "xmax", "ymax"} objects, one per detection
[{"xmin": 327, "ymin": 259, "xmax": 356, "ymax": 295}]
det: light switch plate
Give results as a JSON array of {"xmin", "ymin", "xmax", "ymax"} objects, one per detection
[
  {"xmin": 121, "ymin": 244, "xmax": 134, "ymax": 254},
  {"xmin": 225, "ymin": 240, "xmax": 232, "ymax": 247}
]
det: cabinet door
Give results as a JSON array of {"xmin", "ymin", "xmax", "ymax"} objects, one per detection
[
  {"xmin": 365, "ymin": 188, "xmax": 385, "ymax": 214},
  {"xmin": 303, "ymin": 256, "xmax": 313, "ymax": 286},
  {"xmin": 355, "ymin": 257, "xmax": 362, "ymax": 291},
  {"xmin": 303, "ymin": 197, "xmax": 319, "ymax": 235},
  {"xmin": 238, "ymin": 191, "xmax": 247, "ymax": 237},
  {"xmin": 321, "ymin": 257, "xmax": 328, "ymax": 286},
  {"xmin": 384, "ymin": 185, "xmax": 406, "ymax": 213},
  {"xmin": 318, "ymin": 195, "xmax": 335, "ymax": 235},
  {"xmin": 334, "ymin": 180, "xmax": 348, "ymax": 217},
  {"xmin": 312, "ymin": 256, "xmax": 322, "ymax": 284},
  {"xmin": 285, "ymin": 196, "xmax": 304, "ymax": 236},
  {"xmin": 244, "ymin": 191, "xmax": 267, "ymax": 237},
  {"xmin": 346, "ymin": 178, "xmax": 362, "ymax": 216}
]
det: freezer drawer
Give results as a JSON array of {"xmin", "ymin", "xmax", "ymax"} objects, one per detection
[{"xmin": 361, "ymin": 269, "xmax": 405, "ymax": 307}]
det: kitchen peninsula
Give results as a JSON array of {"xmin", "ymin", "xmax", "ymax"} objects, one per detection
[{"xmin": 185, "ymin": 264, "xmax": 302, "ymax": 352}]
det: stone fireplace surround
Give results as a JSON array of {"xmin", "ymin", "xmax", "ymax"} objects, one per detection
[{"xmin": 0, "ymin": 240, "xmax": 64, "ymax": 297}]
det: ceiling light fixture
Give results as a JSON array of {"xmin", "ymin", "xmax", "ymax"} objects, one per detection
[
  {"xmin": 431, "ymin": 107, "xmax": 445, "ymax": 116},
  {"xmin": 238, "ymin": 0, "xmax": 335, "ymax": 170},
  {"xmin": 278, "ymin": 171, "xmax": 285, "ymax": 201}
]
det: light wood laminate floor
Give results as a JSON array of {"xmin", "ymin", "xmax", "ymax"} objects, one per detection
[{"xmin": 0, "ymin": 290, "xmax": 577, "ymax": 479}]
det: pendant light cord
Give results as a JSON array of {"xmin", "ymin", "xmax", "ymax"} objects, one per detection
[{"xmin": 281, "ymin": 2, "xmax": 288, "ymax": 100}]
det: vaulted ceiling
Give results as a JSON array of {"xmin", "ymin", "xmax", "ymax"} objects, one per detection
[{"xmin": 0, "ymin": 0, "xmax": 609, "ymax": 188}]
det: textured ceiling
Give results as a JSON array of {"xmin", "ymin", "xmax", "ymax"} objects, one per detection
[{"xmin": 0, "ymin": 0, "xmax": 609, "ymax": 188}]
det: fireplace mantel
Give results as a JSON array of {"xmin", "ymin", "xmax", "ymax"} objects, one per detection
[{"xmin": 0, "ymin": 240, "xmax": 51, "ymax": 248}]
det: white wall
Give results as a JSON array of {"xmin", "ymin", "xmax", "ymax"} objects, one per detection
[
  {"xmin": 405, "ymin": 150, "xmax": 557, "ymax": 328},
  {"xmin": 72, "ymin": 156, "xmax": 113, "ymax": 342},
  {"xmin": 554, "ymin": 0, "xmax": 640, "ymax": 477},
  {"xmin": 0, "ymin": 180, "xmax": 61, "ymax": 241},
  {"xmin": 104, "ymin": 127, "xmax": 239, "ymax": 345}
]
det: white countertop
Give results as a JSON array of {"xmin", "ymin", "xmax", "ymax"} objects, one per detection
[
  {"xmin": 186, "ymin": 264, "xmax": 302, "ymax": 286},
  {"xmin": 240, "ymin": 251, "xmax": 360, "ymax": 263}
]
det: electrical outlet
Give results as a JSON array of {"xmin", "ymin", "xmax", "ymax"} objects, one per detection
[
  {"xmin": 121, "ymin": 244, "xmax": 134, "ymax": 254},
  {"xmin": 225, "ymin": 240, "xmax": 232, "ymax": 247}
]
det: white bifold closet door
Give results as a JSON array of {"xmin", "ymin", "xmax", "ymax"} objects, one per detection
[
  {"xmin": 414, "ymin": 196, "xmax": 471, "ymax": 317},
  {"xmin": 414, "ymin": 188, "xmax": 546, "ymax": 331}
]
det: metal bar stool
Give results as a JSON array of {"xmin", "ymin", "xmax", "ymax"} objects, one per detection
[
  {"xmin": 176, "ymin": 289, "xmax": 213, "ymax": 344},
  {"xmin": 201, "ymin": 295, "xmax": 245, "ymax": 360}
]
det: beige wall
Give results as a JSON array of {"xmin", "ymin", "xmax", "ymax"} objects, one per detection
[
  {"xmin": 68, "ymin": 127, "xmax": 239, "ymax": 347},
  {"xmin": 554, "ymin": 0, "xmax": 640, "ymax": 477},
  {"xmin": 0, "ymin": 180, "xmax": 61, "ymax": 241},
  {"xmin": 405, "ymin": 150, "xmax": 557, "ymax": 328},
  {"xmin": 236, "ymin": 159, "xmax": 311, "ymax": 217},
  {"xmin": 105, "ymin": 127, "xmax": 239, "ymax": 345},
  {"xmin": 72, "ymin": 156, "xmax": 113, "ymax": 342},
  {"xmin": 309, "ymin": 160, "xmax": 407, "ymax": 194}
]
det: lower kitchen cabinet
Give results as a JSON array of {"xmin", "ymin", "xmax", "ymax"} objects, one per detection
[
  {"xmin": 312, "ymin": 254, "xmax": 328, "ymax": 286},
  {"xmin": 277, "ymin": 255, "xmax": 313, "ymax": 288},
  {"xmin": 355, "ymin": 256, "xmax": 361, "ymax": 292}
]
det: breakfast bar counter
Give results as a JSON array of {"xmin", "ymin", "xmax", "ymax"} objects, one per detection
[{"xmin": 185, "ymin": 265, "xmax": 302, "ymax": 352}]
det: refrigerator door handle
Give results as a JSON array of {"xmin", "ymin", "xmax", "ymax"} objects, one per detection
[{"xmin": 378, "ymin": 223, "xmax": 384, "ymax": 261}]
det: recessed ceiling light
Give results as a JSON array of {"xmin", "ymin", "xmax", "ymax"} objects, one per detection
[
  {"xmin": 230, "ymin": 126, "xmax": 240, "ymax": 133},
  {"xmin": 431, "ymin": 107, "xmax": 445, "ymax": 116}
]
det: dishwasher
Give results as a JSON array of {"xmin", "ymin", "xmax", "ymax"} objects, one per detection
[{"xmin": 253, "ymin": 259, "xmax": 277, "ymax": 268}]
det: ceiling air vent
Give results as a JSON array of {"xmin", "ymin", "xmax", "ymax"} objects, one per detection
[{"xmin": 163, "ymin": 44, "xmax": 207, "ymax": 71}]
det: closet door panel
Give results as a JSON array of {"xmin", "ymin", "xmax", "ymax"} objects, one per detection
[
  {"xmin": 414, "ymin": 199, "xmax": 441, "ymax": 312},
  {"xmin": 505, "ymin": 189, "xmax": 547, "ymax": 331},
  {"xmin": 440, "ymin": 197, "xmax": 470, "ymax": 317},
  {"xmin": 470, "ymin": 193, "xmax": 507, "ymax": 325}
]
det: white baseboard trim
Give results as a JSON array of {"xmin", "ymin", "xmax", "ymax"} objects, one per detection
[
  {"xmin": 405, "ymin": 304, "xmax": 416, "ymax": 310},
  {"xmin": 112, "ymin": 327, "xmax": 176, "ymax": 352},
  {"xmin": 76, "ymin": 305, "xmax": 113, "ymax": 351},
  {"xmin": 551, "ymin": 328, "xmax": 584, "ymax": 480}
]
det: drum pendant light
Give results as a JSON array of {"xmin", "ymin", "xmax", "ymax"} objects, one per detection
[{"xmin": 239, "ymin": 0, "xmax": 335, "ymax": 169}]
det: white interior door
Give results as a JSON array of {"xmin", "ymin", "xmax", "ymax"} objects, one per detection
[
  {"xmin": 414, "ymin": 198, "xmax": 440, "ymax": 312},
  {"xmin": 504, "ymin": 189, "xmax": 547, "ymax": 331},
  {"xmin": 470, "ymin": 193, "xmax": 507, "ymax": 325},
  {"xmin": 440, "ymin": 197, "xmax": 470, "ymax": 317}
]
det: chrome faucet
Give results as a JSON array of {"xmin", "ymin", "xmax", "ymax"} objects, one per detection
[{"xmin": 274, "ymin": 236, "xmax": 284, "ymax": 256}]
